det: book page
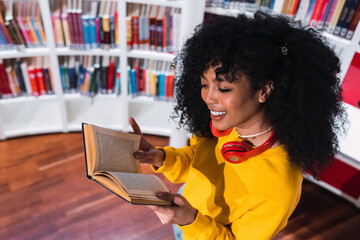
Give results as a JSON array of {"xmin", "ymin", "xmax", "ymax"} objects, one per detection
[
  {"xmin": 91, "ymin": 125, "xmax": 141, "ymax": 173},
  {"xmin": 108, "ymin": 172, "xmax": 169, "ymax": 195}
]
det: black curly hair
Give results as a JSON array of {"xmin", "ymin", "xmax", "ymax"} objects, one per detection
[{"xmin": 172, "ymin": 11, "xmax": 346, "ymax": 176}]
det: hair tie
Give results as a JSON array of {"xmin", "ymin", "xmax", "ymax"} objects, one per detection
[{"xmin": 281, "ymin": 45, "xmax": 288, "ymax": 56}]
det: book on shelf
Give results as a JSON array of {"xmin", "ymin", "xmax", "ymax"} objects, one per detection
[
  {"xmin": 345, "ymin": 1, "xmax": 360, "ymax": 39},
  {"xmin": 333, "ymin": 0, "xmax": 359, "ymax": 35},
  {"xmin": 0, "ymin": 57, "xmax": 53, "ymax": 99},
  {"xmin": 206, "ymin": 0, "xmax": 360, "ymax": 40},
  {"xmin": 127, "ymin": 59, "xmax": 174, "ymax": 101},
  {"xmin": 326, "ymin": 0, "xmax": 347, "ymax": 33},
  {"xmin": 82, "ymin": 123, "xmax": 171, "ymax": 206},
  {"xmin": 0, "ymin": 0, "xmax": 46, "ymax": 50},
  {"xmin": 51, "ymin": 0, "xmax": 119, "ymax": 50},
  {"xmin": 59, "ymin": 55, "xmax": 120, "ymax": 96},
  {"xmin": 338, "ymin": 0, "xmax": 360, "ymax": 36},
  {"xmin": 127, "ymin": 3, "xmax": 181, "ymax": 53}
]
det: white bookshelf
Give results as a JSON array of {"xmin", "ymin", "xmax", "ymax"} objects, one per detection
[{"xmin": 0, "ymin": 0, "xmax": 206, "ymax": 147}]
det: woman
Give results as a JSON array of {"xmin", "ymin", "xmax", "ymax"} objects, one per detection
[{"xmin": 130, "ymin": 11, "xmax": 346, "ymax": 239}]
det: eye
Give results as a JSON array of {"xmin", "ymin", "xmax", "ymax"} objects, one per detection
[
  {"xmin": 200, "ymin": 84, "xmax": 208, "ymax": 89},
  {"xmin": 218, "ymin": 88, "xmax": 231, "ymax": 93}
]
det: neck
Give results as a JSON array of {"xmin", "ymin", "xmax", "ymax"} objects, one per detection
[{"xmin": 235, "ymin": 119, "xmax": 274, "ymax": 147}]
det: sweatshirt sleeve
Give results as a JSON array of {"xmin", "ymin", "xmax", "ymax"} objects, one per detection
[
  {"xmin": 179, "ymin": 195, "xmax": 300, "ymax": 240},
  {"xmin": 152, "ymin": 137, "xmax": 198, "ymax": 183}
]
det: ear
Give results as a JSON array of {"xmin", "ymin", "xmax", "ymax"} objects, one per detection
[{"xmin": 259, "ymin": 81, "xmax": 274, "ymax": 103}]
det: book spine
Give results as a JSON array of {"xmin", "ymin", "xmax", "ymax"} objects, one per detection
[
  {"xmin": 82, "ymin": 15, "xmax": 91, "ymax": 50},
  {"xmin": 114, "ymin": 67, "xmax": 121, "ymax": 95},
  {"xmin": 110, "ymin": 15, "xmax": 116, "ymax": 48},
  {"xmin": 35, "ymin": 65, "xmax": 46, "ymax": 95},
  {"xmin": 0, "ymin": 60, "xmax": 12, "ymax": 97},
  {"xmin": 114, "ymin": 11, "xmax": 119, "ymax": 47},
  {"xmin": 43, "ymin": 67, "xmax": 53, "ymax": 94},
  {"xmin": 107, "ymin": 59, "xmax": 116, "ymax": 93},
  {"xmin": 156, "ymin": 18, "xmax": 163, "ymax": 52},
  {"xmin": 345, "ymin": 1, "xmax": 360, "ymax": 39},
  {"xmin": 89, "ymin": 16, "xmax": 97, "ymax": 49},
  {"xmin": 317, "ymin": 0, "xmax": 333, "ymax": 30},
  {"xmin": 76, "ymin": 10, "xmax": 84, "ymax": 49},
  {"xmin": 327, "ymin": 0, "xmax": 347, "ymax": 33},
  {"xmin": 309, "ymin": 0, "xmax": 327, "ymax": 27},
  {"xmin": 102, "ymin": 15, "xmax": 111, "ymax": 48},
  {"xmin": 27, "ymin": 66, "xmax": 39, "ymax": 96},
  {"xmin": 61, "ymin": 12, "xmax": 72, "ymax": 47},
  {"xmin": 130, "ymin": 68, "xmax": 137, "ymax": 95},
  {"xmin": 340, "ymin": 0, "xmax": 360, "ymax": 36},
  {"xmin": 132, "ymin": 15, "xmax": 139, "ymax": 50},
  {"xmin": 14, "ymin": 59, "xmax": 26, "ymax": 94},
  {"xmin": 126, "ymin": 17, "xmax": 132, "ymax": 50},
  {"xmin": 149, "ymin": 18, "xmax": 156, "ymax": 51},
  {"xmin": 20, "ymin": 62, "xmax": 31, "ymax": 95},
  {"xmin": 333, "ymin": 0, "xmax": 355, "ymax": 35}
]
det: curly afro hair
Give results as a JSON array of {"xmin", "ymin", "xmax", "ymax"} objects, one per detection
[{"xmin": 172, "ymin": 11, "xmax": 346, "ymax": 176}]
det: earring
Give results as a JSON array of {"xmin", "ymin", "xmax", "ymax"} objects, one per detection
[{"xmin": 270, "ymin": 84, "xmax": 275, "ymax": 91}]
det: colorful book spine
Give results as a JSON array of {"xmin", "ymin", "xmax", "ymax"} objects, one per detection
[{"xmin": 345, "ymin": 2, "xmax": 360, "ymax": 39}]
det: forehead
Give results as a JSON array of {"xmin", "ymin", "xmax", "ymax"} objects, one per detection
[{"xmin": 201, "ymin": 66, "xmax": 245, "ymax": 84}]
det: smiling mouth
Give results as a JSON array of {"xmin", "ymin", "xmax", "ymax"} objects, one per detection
[{"xmin": 210, "ymin": 110, "xmax": 226, "ymax": 116}]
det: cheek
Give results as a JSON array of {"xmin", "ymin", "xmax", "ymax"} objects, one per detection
[{"xmin": 201, "ymin": 89, "xmax": 207, "ymax": 102}]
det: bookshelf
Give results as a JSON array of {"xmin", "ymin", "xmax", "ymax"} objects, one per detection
[
  {"xmin": 204, "ymin": 0, "xmax": 360, "ymax": 207},
  {"xmin": 0, "ymin": 0, "xmax": 206, "ymax": 148}
]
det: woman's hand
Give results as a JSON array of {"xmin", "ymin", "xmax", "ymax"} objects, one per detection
[
  {"xmin": 149, "ymin": 191, "xmax": 198, "ymax": 226},
  {"xmin": 129, "ymin": 117, "xmax": 165, "ymax": 168}
]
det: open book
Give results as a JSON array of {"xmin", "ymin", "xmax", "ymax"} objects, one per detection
[{"xmin": 82, "ymin": 123, "xmax": 170, "ymax": 205}]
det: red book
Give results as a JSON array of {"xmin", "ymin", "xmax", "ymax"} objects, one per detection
[
  {"xmin": 35, "ymin": 66, "xmax": 46, "ymax": 95},
  {"xmin": 165, "ymin": 74, "xmax": 174, "ymax": 99},
  {"xmin": 131, "ymin": 15, "xmax": 139, "ymax": 49},
  {"xmin": 107, "ymin": 59, "xmax": 115, "ymax": 93},
  {"xmin": 129, "ymin": 4, "xmax": 140, "ymax": 50},
  {"xmin": 291, "ymin": 0, "xmax": 301, "ymax": 16},
  {"xmin": 309, "ymin": 0, "xmax": 327, "ymax": 27},
  {"xmin": 27, "ymin": 66, "xmax": 39, "ymax": 96},
  {"xmin": 0, "ymin": 61, "xmax": 12, "ymax": 96}
]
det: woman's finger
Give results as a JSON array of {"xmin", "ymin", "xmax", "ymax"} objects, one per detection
[{"xmin": 129, "ymin": 117, "xmax": 142, "ymax": 135}]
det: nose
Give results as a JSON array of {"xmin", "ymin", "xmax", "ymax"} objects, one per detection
[{"xmin": 202, "ymin": 86, "xmax": 218, "ymax": 106}]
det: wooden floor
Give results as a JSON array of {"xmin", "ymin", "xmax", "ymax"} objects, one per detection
[{"xmin": 1, "ymin": 133, "xmax": 359, "ymax": 240}]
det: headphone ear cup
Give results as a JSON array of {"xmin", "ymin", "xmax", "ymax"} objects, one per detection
[{"xmin": 221, "ymin": 141, "xmax": 253, "ymax": 163}]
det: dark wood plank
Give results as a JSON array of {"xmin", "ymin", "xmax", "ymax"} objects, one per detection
[{"xmin": 0, "ymin": 133, "xmax": 359, "ymax": 240}]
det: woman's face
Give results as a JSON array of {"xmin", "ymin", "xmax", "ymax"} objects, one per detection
[{"xmin": 201, "ymin": 66, "xmax": 265, "ymax": 132}]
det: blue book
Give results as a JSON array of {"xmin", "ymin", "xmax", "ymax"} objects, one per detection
[
  {"xmin": 82, "ymin": 15, "xmax": 91, "ymax": 49},
  {"xmin": 158, "ymin": 73, "xmax": 166, "ymax": 100},
  {"xmin": 88, "ymin": 16, "xmax": 97, "ymax": 49},
  {"xmin": 304, "ymin": 0, "xmax": 317, "ymax": 26},
  {"xmin": 130, "ymin": 68, "xmax": 137, "ymax": 94},
  {"xmin": 114, "ymin": 68, "xmax": 121, "ymax": 95},
  {"xmin": 59, "ymin": 66, "xmax": 67, "ymax": 91},
  {"xmin": 31, "ymin": 16, "xmax": 42, "ymax": 44}
]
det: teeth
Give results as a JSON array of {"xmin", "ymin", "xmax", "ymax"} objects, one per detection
[{"xmin": 211, "ymin": 111, "xmax": 226, "ymax": 116}]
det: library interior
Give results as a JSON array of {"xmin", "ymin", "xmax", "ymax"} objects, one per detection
[{"xmin": 0, "ymin": 0, "xmax": 360, "ymax": 239}]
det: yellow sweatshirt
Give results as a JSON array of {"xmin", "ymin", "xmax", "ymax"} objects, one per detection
[{"xmin": 155, "ymin": 129, "xmax": 303, "ymax": 240}]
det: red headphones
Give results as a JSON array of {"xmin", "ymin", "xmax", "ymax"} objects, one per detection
[{"xmin": 211, "ymin": 121, "xmax": 277, "ymax": 164}]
